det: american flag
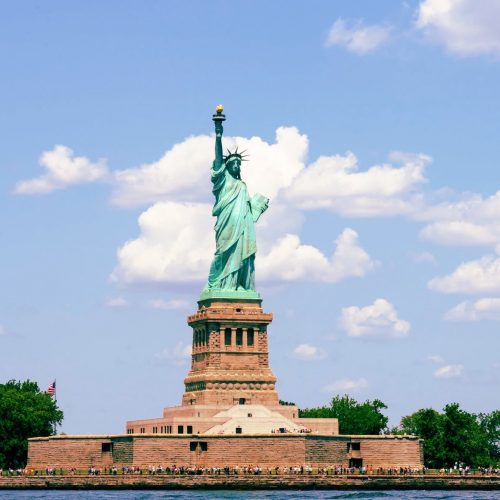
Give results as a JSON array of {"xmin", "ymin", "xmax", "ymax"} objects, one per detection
[{"xmin": 47, "ymin": 380, "xmax": 56, "ymax": 397}]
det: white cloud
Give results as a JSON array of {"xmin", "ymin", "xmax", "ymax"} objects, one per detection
[
  {"xmin": 111, "ymin": 200, "xmax": 377, "ymax": 287},
  {"xmin": 255, "ymin": 202, "xmax": 305, "ymax": 251},
  {"xmin": 427, "ymin": 354, "xmax": 445, "ymax": 364},
  {"xmin": 285, "ymin": 151, "xmax": 429, "ymax": 217},
  {"xmin": 155, "ymin": 342, "xmax": 192, "ymax": 365},
  {"xmin": 258, "ymin": 229, "xmax": 377, "ymax": 284},
  {"xmin": 17, "ymin": 131, "xmax": 436, "ymax": 225},
  {"xmin": 148, "ymin": 298, "xmax": 189, "ymax": 310},
  {"xmin": 292, "ymin": 343, "xmax": 326, "ymax": 361},
  {"xmin": 28, "ymin": 130, "xmax": 500, "ymax": 297},
  {"xmin": 420, "ymin": 221, "xmax": 498, "ymax": 246},
  {"xmin": 428, "ymin": 248, "xmax": 500, "ymax": 294},
  {"xmin": 111, "ymin": 127, "xmax": 308, "ymax": 207},
  {"xmin": 416, "ymin": 0, "xmax": 500, "ymax": 57},
  {"xmin": 111, "ymin": 135, "xmax": 213, "ymax": 206},
  {"xmin": 110, "ymin": 201, "xmax": 214, "ymax": 285},
  {"xmin": 323, "ymin": 378, "xmax": 368, "ymax": 392},
  {"xmin": 434, "ymin": 364, "xmax": 464, "ymax": 378},
  {"xmin": 104, "ymin": 296, "xmax": 128, "ymax": 308},
  {"xmin": 340, "ymin": 298, "xmax": 411, "ymax": 338},
  {"xmin": 445, "ymin": 298, "xmax": 500, "ymax": 321},
  {"xmin": 427, "ymin": 355, "xmax": 463, "ymax": 379},
  {"xmin": 15, "ymin": 145, "xmax": 108, "ymax": 194},
  {"xmin": 419, "ymin": 191, "xmax": 500, "ymax": 247},
  {"xmin": 325, "ymin": 18, "xmax": 391, "ymax": 54}
]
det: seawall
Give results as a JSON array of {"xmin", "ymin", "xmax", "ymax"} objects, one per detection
[
  {"xmin": 27, "ymin": 433, "xmax": 423, "ymax": 469},
  {"xmin": 1, "ymin": 474, "xmax": 499, "ymax": 490}
]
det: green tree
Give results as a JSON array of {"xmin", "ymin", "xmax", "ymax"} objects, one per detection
[
  {"xmin": 400, "ymin": 403, "xmax": 497, "ymax": 468},
  {"xmin": 441, "ymin": 403, "xmax": 489, "ymax": 468},
  {"xmin": 400, "ymin": 408, "xmax": 445, "ymax": 468},
  {"xmin": 299, "ymin": 395, "xmax": 389, "ymax": 434},
  {"xmin": 0, "ymin": 380, "xmax": 63, "ymax": 468},
  {"xmin": 479, "ymin": 410, "xmax": 500, "ymax": 464}
]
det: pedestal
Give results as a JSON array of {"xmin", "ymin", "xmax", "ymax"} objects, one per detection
[{"xmin": 182, "ymin": 298, "xmax": 279, "ymax": 407}]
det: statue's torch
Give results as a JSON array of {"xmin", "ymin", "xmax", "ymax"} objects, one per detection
[{"xmin": 212, "ymin": 104, "xmax": 226, "ymax": 131}]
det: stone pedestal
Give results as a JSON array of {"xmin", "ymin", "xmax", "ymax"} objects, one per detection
[
  {"xmin": 182, "ymin": 298, "xmax": 279, "ymax": 407},
  {"xmin": 125, "ymin": 296, "xmax": 338, "ymax": 436}
]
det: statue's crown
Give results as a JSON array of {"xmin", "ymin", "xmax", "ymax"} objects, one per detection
[{"xmin": 223, "ymin": 147, "xmax": 249, "ymax": 163}]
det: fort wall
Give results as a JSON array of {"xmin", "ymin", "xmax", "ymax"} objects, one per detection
[{"xmin": 27, "ymin": 434, "xmax": 423, "ymax": 469}]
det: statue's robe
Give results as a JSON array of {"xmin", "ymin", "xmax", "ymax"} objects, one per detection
[{"xmin": 206, "ymin": 160, "xmax": 256, "ymax": 290}]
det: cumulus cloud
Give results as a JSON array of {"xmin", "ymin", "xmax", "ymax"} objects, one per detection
[
  {"xmin": 258, "ymin": 229, "xmax": 377, "ymax": 284},
  {"xmin": 292, "ymin": 343, "xmax": 326, "ymax": 361},
  {"xmin": 445, "ymin": 298, "xmax": 500, "ymax": 321},
  {"xmin": 110, "ymin": 202, "xmax": 214, "ymax": 285},
  {"xmin": 17, "ymin": 132, "xmax": 434, "ymax": 224},
  {"xmin": 111, "ymin": 127, "xmax": 308, "ymax": 207},
  {"xmin": 112, "ymin": 135, "xmax": 212, "ymax": 206},
  {"xmin": 111, "ymin": 200, "xmax": 377, "ymax": 287},
  {"xmin": 323, "ymin": 378, "xmax": 368, "ymax": 392},
  {"xmin": 340, "ymin": 298, "xmax": 411, "ymax": 338},
  {"xmin": 15, "ymin": 145, "xmax": 107, "ymax": 194},
  {"xmin": 285, "ymin": 151, "xmax": 429, "ymax": 217},
  {"xmin": 419, "ymin": 191, "xmax": 500, "ymax": 247},
  {"xmin": 254, "ymin": 202, "xmax": 305, "ymax": 251},
  {"xmin": 420, "ymin": 221, "xmax": 498, "ymax": 246},
  {"xmin": 416, "ymin": 0, "xmax": 500, "ymax": 57},
  {"xmin": 427, "ymin": 355, "xmax": 463, "ymax": 378},
  {"xmin": 325, "ymin": 18, "xmax": 391, "ymax": 54},
  {"xmin": 428, "ymin": 247, "xmax": 500, "ymax": 294},
  {"xmin": 104, "ymin": 296, "xmax": 128, "ymax": 308},
  {"xmin": 23, "ymin": 129, "xmax": 481, "ymax": 292},
  {"xmin": 155, "ymin": 342, "xmax": 192, "ymax": 365},
  {"xmin": 148, "ymin": 298, "xmax": 189, "ymax": 310},
  {"xmin": 434, "ymin": 364, "xmax": 464, "ymax": 379}
]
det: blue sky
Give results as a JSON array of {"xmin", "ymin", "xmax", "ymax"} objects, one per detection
[{"xmin": 1, "ymin": 0, "xmax": 500, "ymax": 433}]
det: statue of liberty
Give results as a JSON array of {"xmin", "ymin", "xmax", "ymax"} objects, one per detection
[{"xmin": 201, "ymin": 105, "xmax": 269, "ymax": 299}]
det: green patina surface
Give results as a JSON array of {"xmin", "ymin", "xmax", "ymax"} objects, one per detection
[
  {"xmin": 201, "ymin": 106, "xmax": 269, "ymax": 301},
  {"xmin": 199, "ymin": 288, "xmax": 261, "ymax": 302}
]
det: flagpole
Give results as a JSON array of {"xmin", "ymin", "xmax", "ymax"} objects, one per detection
[{"xmin": 54, "ymin": 379, "xmax": 57, "ymax": 435}]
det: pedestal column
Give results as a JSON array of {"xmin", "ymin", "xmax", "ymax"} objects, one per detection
[{"xmin": 182, "ymin": 298, "xmax": 279, "ymax": 406}]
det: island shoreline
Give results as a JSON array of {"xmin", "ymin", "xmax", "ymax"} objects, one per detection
[{"xmin": 1, "ymin": 474, "xmax": 499, "ymax": 490}]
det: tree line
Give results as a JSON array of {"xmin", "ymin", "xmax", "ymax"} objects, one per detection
[
  {"xmin": 0, "ymin": 380, "xmax": 63, "ymax": 469},
  {"xmin": 0, "ymin": 380, "xmax": 498, "ymax": 469},
  {"xmin": 299, "ymin": 395, "xmax": 499, "ymax": 468}
]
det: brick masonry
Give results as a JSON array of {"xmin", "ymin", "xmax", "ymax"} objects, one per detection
[
  {"xmin": 27, "ymin": 434, "xmax": 423, "ymax": 469},
  {"xmin": 182, "ymin": 299, "xmax": 279, "ymax": 407},
  {"xmin": 27, "ymin": 299, "xmax": 424, "ymax": 470},
  {"xmin": 126, "ymin": 298, "xmax": 339, "ymax": 436}
]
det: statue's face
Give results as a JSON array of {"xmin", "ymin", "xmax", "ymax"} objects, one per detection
[{"xmin": 226, "ymin": 158, "xmax": 241, "ymax": 179}]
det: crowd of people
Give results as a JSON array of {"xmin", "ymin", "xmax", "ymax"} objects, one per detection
[
  {"xmin": 2, "ymin": 465, "xmax": 500, "ymax": 476},
  {"xmin": 270, "ymin": 428, "xmax": 312, "ymax": 434},
  {"xmin": 438, "ymin": 465, "xmax": 500, "ymax": 476}
]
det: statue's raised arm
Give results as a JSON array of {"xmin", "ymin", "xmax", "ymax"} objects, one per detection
[
  {"xmin": 201, "ymin": 106, "xmax": 269, "ymax": 300},
  {"xmin": 213, "ymin": 104, "xmax": 225, "ymax": 170}
]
